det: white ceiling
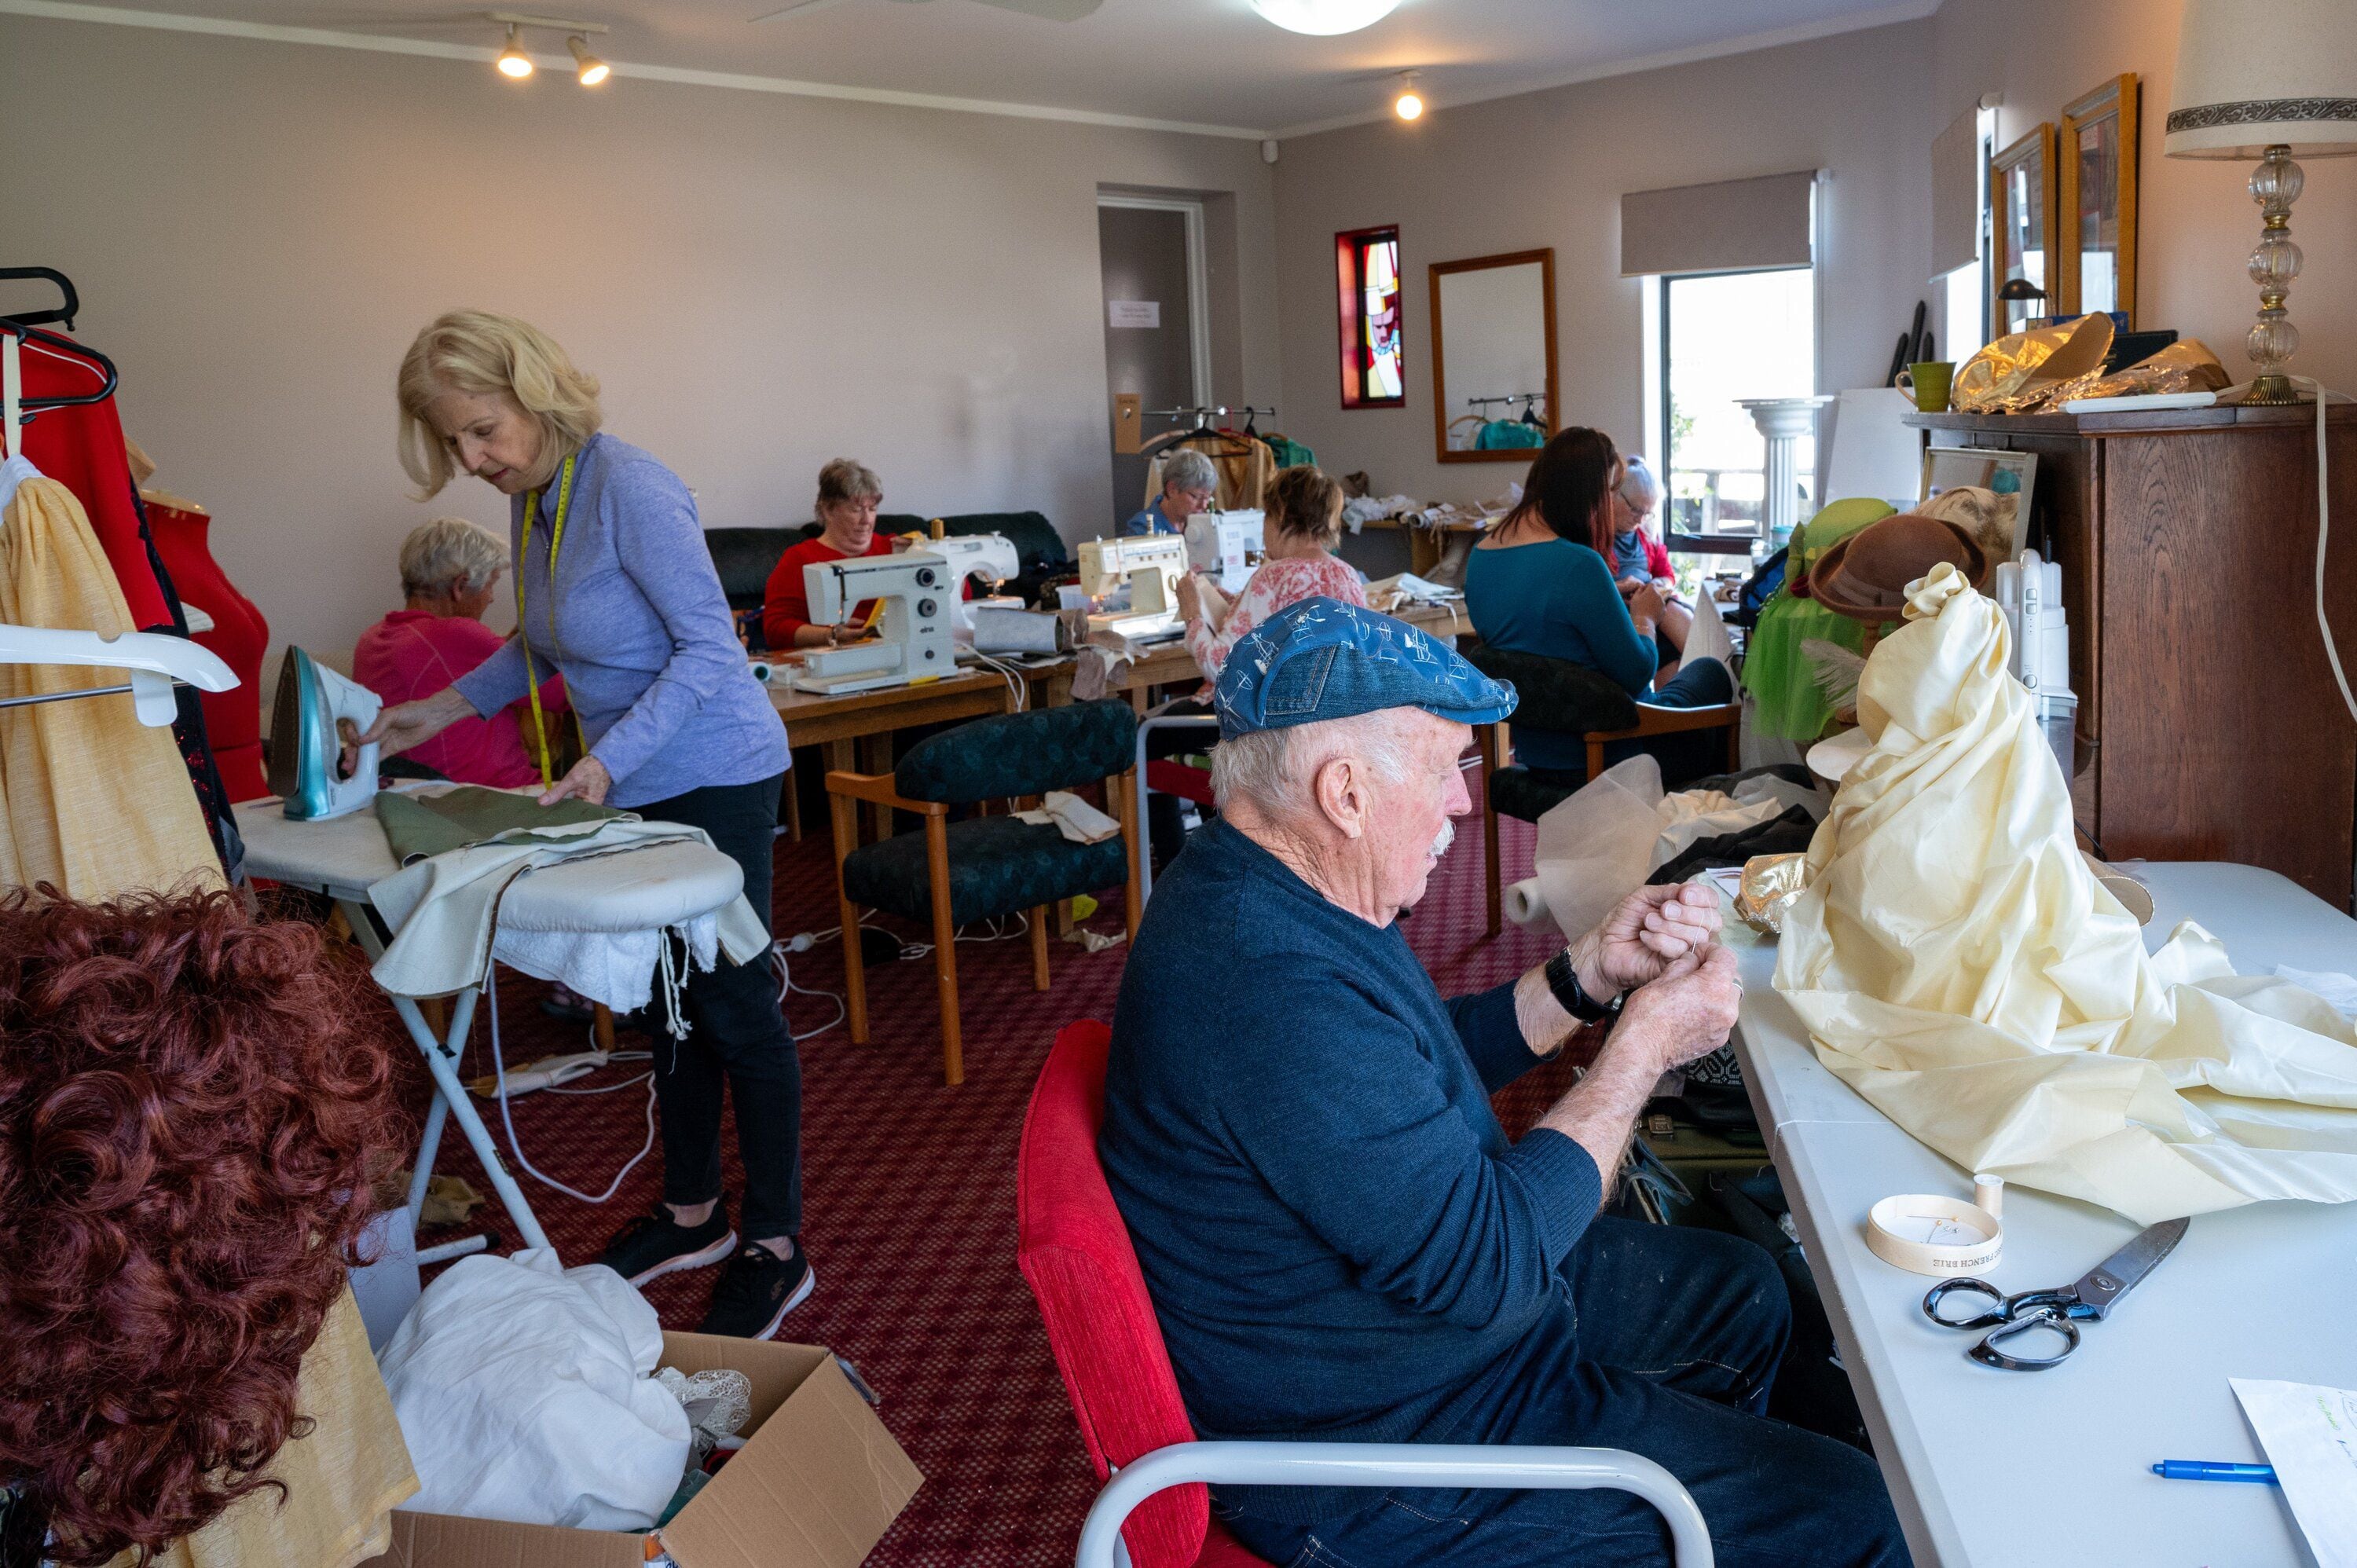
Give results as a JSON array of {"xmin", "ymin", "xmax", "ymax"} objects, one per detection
[{"xmin": 27, "ymin": 0, "xmax": 1939, "ymax": 137}]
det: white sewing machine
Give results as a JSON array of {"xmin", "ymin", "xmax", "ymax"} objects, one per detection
[
  {"xmin": 790, "ymin": 551, "xmax": 956, "ymax": 695},
  {"xmin": 1078, "ymin": 534, "xmax": 1189, "ymax": 654},
  {"xmin": 1184, "ymin": 509, "xmax": 1264, "ymax": 595},
  {"xmin": 926, "ymin": 532, "xmax": 1025, "ymax": 641}
]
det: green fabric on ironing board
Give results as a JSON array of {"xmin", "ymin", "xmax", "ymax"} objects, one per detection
[
  {"xmin": 374, "ymin": 786, "xmax": 627, "ymax": 866},
  {"xmin": 1740, "ymin": 499, "xmax": 1894, "ymax": 742}
]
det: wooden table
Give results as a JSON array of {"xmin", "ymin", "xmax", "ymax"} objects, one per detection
[{"xmin": 768, "ymin": 667, "xmax": 1017, "ymax": 840}]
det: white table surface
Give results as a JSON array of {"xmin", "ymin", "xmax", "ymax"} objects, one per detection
[{"xmin": 1734, "ymin": 861, "xmax": 2357, "ymax": 1568}]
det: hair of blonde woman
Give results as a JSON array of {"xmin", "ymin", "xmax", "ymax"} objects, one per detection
[
  {"xmin": 399, "ymin": 516, "xmax": 509, "ymax": 599},
  {"xmin": 396, "ymin": 310, "xmax": 603, "ymax": 499},
  {"xmin": 1265, "ymin": 464, "xmax": 1345, "ymax": 547},
  {"xmin": 816, "ymin": 458, "xmax": 883, "ymax": 509}
]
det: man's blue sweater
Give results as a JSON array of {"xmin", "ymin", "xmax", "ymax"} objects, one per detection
[{"xmin": 1100, "ymin": 820, "xmax": 1603, "ymax": 1520}]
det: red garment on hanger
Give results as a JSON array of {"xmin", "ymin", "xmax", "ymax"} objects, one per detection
[
  {"xmin": 146, "ymin": 502, "xmax": 269, "ymax": 803},
  {"xmin": 13, "ymin": 332, "xmax": 174, "ymax": 631}
]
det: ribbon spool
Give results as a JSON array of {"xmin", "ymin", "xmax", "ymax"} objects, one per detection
[{"xmin": 1865, "ymin": 1175, "xmax": 2005, "ymax": 1276}]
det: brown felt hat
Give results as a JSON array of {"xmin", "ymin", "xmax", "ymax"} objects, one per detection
[{"xmin": 1809, "ymin": 510, "xmax": 1989, "ymax": 623}]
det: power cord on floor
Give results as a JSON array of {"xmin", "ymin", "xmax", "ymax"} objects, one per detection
[{"xmin": 486, "ymin": 966, "xmax": 658, "ymax": 1205}]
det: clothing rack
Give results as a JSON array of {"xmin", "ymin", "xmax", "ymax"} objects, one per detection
[
  {"xmin": 1146, "ymin": 404, "xmax": 1278, "ymax": 438},
  {"xmin": 1466, "ymin": 393, "xmax": 1547, "ymax": 423}
]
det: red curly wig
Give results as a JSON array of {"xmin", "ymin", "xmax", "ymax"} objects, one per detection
[{"xmin": 0, "ymin": 888, "xmax": 404, "ymax": 1566}]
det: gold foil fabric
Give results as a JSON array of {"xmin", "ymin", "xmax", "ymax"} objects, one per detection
[
  {"xmin": 1736, "ymin": 852, "xmax": 1810, "ymax": 936},
  {"xmin": 1951, "ymin": 313, "xmax": 2116, "ymax": 413},
  {"xmin": 1773, "ymin": 564, "xmax": 2357, "ymax": 1225},
  {"xmin": 2072, "ymin": 339, "xmax": 2233, "ymax": 402}
]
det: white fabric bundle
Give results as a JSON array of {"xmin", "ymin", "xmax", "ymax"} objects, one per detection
[
  {"xmin": 379, "ymin": 1248, "xmax": 691, "ymax": 1530},
  {"xmin": 1775, "ymin": 564, "xmax": 2357, "ymax": 1224}
]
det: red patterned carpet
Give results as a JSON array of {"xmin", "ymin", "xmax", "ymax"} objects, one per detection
[{"xmin": 380, "ymin": 770, "xmax": 1564, "ymax": 1567}]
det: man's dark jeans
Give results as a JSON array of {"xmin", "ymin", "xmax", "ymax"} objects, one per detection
[{"xmin": 1218, "ymin": 1217, "xmax": 1909, "ymax": 1568}]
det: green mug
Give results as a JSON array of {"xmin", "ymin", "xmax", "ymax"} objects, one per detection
[{"xmin": 1899, "ymin": 360, "xmax": 1955, "ymax": 412}]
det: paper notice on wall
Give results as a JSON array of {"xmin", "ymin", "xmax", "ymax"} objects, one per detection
[
  {"xmin": 2231, "ymin": 1378, "xmax": 2357, "ymax": 1568},
  {"xmin": 1108, "ymin": 300, "xmax": 1160, "ymax": 329}
]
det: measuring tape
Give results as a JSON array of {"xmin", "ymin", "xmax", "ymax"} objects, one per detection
[{"xmin": 1865, "ymin": 1176, "xmax": 2006, "ymax": 1276}]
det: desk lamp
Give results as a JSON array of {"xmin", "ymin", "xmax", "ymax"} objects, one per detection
[
  {"xmin": 1997, "ymin": 277, "xmax": 2047, "ymax": 330},
  {"xmin": 2166, "ymin": 0, "xmax": 2357, "ymax": 404}
]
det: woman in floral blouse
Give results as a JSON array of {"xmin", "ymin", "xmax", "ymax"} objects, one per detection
[{"xmin": 1178, "ymin": 463, "xmax": 1365, "ymax": 691}]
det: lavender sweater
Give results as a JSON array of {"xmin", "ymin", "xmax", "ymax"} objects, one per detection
[{"xmin": 453, "ymin": 433, "xmax": 788, "ymax": 808}]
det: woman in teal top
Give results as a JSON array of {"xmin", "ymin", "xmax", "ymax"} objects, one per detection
[{"xmin": 1464, "ymin": 427, "xmax": 1733, "ymax": 783}]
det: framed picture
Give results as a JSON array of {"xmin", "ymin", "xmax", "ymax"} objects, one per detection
[
  {"xmin": 1921, "ymin": 446, "xmax": 2038, "ymax": 565},
  {"xmin": 1989, "ymin": 124, "xmax": 2057, "ymax": 335},
  {"xmin": 2058, "ymin": 74, "xmax": 2140, "ymax": 324}
]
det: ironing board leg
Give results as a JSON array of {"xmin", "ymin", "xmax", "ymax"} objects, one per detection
[
  {"xmin": 409, "ymin": 1094, "xmax": 449, "ymax": 1217},
  {"xmin": 389, "ymin": 988, "xmax": 551, "ymax": 1252}
]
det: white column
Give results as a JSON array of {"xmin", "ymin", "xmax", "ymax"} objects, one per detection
[{"xmin": 1737, "ymin": 396, "xmax": 1833, "ymax": 538}]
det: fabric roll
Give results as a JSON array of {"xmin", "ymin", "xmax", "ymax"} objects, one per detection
[
  {"xmin": 1775, "ymin": 565, "xmax": 2357, "ymax": 1224},
  {"xmin": 0, "ymin": 473, "xmax": 223, "ymax": 898}
]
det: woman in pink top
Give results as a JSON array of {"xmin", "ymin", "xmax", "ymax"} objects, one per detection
[
  {"xmin": 1178, "ymin": 463, "xmax": 1365, "ymax": 692},
  {"xmin": 353, "ymin": 517, "xmax": 565, "ymax": 789}
]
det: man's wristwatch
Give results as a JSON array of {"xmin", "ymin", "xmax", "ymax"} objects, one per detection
[{"xmin": 1545, "ymin": 947, "xmax": 1622, "ymax": 1024}]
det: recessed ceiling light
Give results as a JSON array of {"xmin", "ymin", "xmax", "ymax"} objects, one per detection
[{"xmin": 1248, "ymin": 0, "xmax": 1405, "ymax": 37}]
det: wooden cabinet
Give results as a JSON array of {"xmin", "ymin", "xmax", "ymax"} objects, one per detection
[{"xmin": 1908, "ymin": 405, "xmax": 2357, "ymax": 910}]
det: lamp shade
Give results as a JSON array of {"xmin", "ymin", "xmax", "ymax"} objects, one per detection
[{"xmin": 2166, "ymin": 0, "xmax": 2357, "ymax": 159}]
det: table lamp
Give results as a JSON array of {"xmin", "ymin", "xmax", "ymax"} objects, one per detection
[{"xmin": 2166, "ymin": 0, "xmax": 2357, "ymax": 404}]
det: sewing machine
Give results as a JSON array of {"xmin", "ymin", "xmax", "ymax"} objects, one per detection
[
  {"xmin": 927, "ymin": 532, "xmax": 1025, "ymax": 639},
  {"xmin": 1077, "ymin": 534, "xmax": 1189, "ymax": 655},
  {"xmin": 1184, "ymin": 509, "xmax": 1264, "ymax": 595},
  {"xmin": 790, "ymin": 552, "xmax": 956, "ymax": 695}
]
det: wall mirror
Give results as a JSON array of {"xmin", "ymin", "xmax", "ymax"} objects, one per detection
[
  {"xmin": 1428, "ymin": 248, "xmax": 1558, "ymax": 464},
  {"xmin": 2057, "ymin": 73, "xmax": 2140, "ymax": 324},
  {"xmin": 1989, "ymin": 124, "xmax": 2057, "ymax": 335}
]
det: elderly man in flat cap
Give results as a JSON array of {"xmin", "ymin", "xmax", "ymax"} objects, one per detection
[{"xmin": 1102, "ymin": 598, "xmax": 1905, "ymax": 1568}]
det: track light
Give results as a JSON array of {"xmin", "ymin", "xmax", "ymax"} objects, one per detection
[
  {"xmin": 1394, "ymin": 73, "xmax": 1424, "ymax": 121},
  {"xmin": 568, "ymin": 35, "xmax": 609, "ymax": 86},
  {"xmin": 496, "ymin": 24, "xmax": 534, "ymax": 78}
]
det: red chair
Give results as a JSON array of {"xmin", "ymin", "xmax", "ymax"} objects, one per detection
[{"xmin": 1017, "ymin": 1020, "xmax": 1714, "ymax": 1568}]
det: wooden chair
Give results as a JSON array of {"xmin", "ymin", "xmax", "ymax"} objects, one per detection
[
  {"xmin": 826, "ymin": 700, "xmax": 1142, "ymax": 1085},
  {"xmin": 1464, "ymin": 645, "xmax": 1741, "ymax": 938}
]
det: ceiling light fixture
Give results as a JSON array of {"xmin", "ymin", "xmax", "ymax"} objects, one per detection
[
  {"xmin": 567, "ymin": 35, "xmax": 610, "ymax": 86},
  {"xmin": 1394, "ymin": 71, "xmax": 1424, "ymax": 121},
  {"xmin": 1247, "ymin": 0, "xmax": 1405, "ymax": 38},
  {"xmin": 486, "ymin": 13, "xmax": 610, "ymax": 86},
  {"xmin": 495, "ymin": 24, "xmax": 534, "ymax": 77}
]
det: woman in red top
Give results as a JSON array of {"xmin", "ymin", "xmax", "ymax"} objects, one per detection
[
  {"xmin": 761, "ymin": 459, "xmax": 896, "ymax": 650},
  {"xmin": 352, "ymin": 518, "xmax": 564, "ymax": 788}
]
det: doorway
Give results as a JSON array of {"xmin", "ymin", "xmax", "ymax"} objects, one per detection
[{"xmin": 1098, "ymin": 196, "xmax": 1209, "ymax": 529}]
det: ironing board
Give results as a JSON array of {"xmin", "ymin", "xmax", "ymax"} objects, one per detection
[{"xmin": 239, "ymin": 797, "xmax": 746, "ymax": 1252}]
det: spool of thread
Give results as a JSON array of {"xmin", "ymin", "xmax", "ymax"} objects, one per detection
[{"xmin": 748, "ymin": 659, "xmax": 775, "ymax": 686}]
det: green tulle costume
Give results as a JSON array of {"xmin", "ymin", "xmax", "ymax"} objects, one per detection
[{"xmin": 1740, "ymin": 497, "xmax": 1896, "ymax": 741}]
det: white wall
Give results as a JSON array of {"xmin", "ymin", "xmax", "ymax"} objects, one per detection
[
  {"xmin": 0, "ymin": 13, "xmax": 1280, "ymax": 654},
  {"xmin": 1932, "ymin": 0, "xmax": 2357, "ymax": 392},
  {"xmin": 1268, "ymin": 20, "xmax": 1938, "ymax": 503}
]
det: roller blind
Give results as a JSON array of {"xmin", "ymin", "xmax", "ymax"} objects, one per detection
[
  {"xmin": 1618, "ymin": 170, "xmax": 1816, "ymax": 277},
  {"xmin": 1930, "ymin": 108, "xmax": 1981, "ymax": 277}
]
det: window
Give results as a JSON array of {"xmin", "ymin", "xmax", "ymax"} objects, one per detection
[
  {"xmin": 1656, "ymin": 267, "xmax": 1816, "ymax": 537},
  {"xmin": 1335, "ymin": 225, "xmax": 1405, "ymax": 408}
]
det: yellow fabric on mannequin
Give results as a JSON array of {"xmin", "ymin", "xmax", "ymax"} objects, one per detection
[
  {"xmin": 108, "ymin": 1289, "xmax": 418, "ymax": 1568},
  {"xmin": 0, "ymin": 474, "xmax": 222, "ymax": 898},
  {"xmin": 1774, "ymin": 563, "xmax": 2357, "ymax": 1225}
]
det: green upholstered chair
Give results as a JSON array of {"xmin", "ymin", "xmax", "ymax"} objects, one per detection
[
  {"xmin": 827, "ymin": 699, "xmax": 1141, "ymax": 1084},
  {"xmin": 1463, "ymin": 643, "xmax": 1741, "ymax": 938}
]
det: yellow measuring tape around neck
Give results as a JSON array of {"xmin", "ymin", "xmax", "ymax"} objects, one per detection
[{"xmin": 517, "ymin": 453, "xmax": 581, "ymax": 789}]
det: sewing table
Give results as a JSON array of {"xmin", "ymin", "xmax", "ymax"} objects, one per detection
[
  {"xmin": 1735, "ymin": 861, "xmax": 2357, "ymax": 1566},
  {"xmin": 768, "ymin": 665, "xmax": 1018, "ymax": 841},
  {"xmin": 242, "ymin": 798, "xmax": 749, "ymax": 1254}
]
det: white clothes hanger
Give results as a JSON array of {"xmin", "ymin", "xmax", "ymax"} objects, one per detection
[{"xmin": 0, "ymin": 625, "xmax": 238, "ymax": 727}]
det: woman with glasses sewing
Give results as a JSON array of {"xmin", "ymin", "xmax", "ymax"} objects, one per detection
[{"xmin": 359, "ymin": 310, "xmax": 810, "ymax": 1342}]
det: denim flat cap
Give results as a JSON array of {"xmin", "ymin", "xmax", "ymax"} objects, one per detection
[{"xmin": 1213, "ymin": 596, "xmax": 1517, "ymax": 738}]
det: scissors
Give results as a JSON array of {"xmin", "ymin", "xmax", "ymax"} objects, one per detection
[{"xmin": 1921, "ymin": 1218, "xmax": 2189, "ymax": 1370}]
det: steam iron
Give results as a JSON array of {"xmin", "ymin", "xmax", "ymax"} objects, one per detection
[{"xmin": 268, "ymin": 647, "xmax": 383, "ymax": 821}]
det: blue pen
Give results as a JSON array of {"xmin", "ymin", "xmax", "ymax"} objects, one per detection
[{"xmin": 2151, "ymin": 1460, "xmax": 2278, "ymax": 1484}]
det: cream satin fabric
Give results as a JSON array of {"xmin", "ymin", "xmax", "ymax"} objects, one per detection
[{"xmin": 1774, "ymin": 564, "xmax": 2357, "ymax": 1224}]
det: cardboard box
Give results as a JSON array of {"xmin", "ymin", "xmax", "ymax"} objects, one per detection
[{"xmin": 365, "ymin": 1334, "xmax": 922, "ymax": 1568}]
